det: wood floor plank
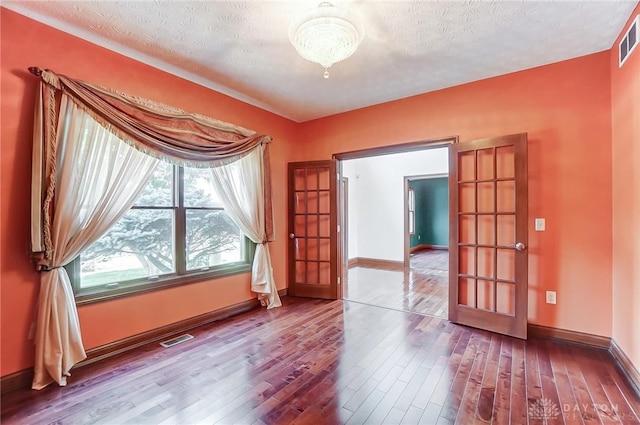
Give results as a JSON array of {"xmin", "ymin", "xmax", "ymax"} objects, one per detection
[
  {"xmin": 492, "ymin": 337, "xmax": 513, "ymax": 425},
  {"xmin": 536, "ymin": 338, "xmax": 567, "ymax": 425},
  {"xmin": 2, "ymin": 296, "xmax": 639, "ymax": 425},
  {"xmin": 474, "ymin": 333, "xmax": 502, "ymax": 423},
  {"xmin": 546, "ymin": 340, "xmax": 584, "ymax": 425},
  {"xmin": 509, "ymin": 340, "xmax": 529, "ymax": 425}
]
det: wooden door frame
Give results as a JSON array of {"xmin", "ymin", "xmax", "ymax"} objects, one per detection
[
  {"xmin": 403, "ymin": 173, "xmax": 449, "ymax": 272},
  {"xmin": 333, "ymin": 136, "xmax": 458, "ymax": 298}
]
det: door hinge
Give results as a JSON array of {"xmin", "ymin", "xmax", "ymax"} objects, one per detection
[
  {"xmin": 337, "ymin": 224, "xmax": 341, "ymax": 233},
  {"xmin": 338, "ymin": 277, "xmax": 341, "ymax": 285}
]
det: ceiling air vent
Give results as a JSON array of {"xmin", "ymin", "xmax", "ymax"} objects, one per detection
[{"xmin": 619, "ymin": 14, "xmax": 638, "ymax": 67}]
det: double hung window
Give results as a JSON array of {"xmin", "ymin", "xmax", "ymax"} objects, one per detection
[{"xmin": 69, "ymin": 161, "xmax": 251, "ymax": 302}]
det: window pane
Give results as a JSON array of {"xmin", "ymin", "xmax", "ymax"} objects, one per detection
[
  {"xmin": 80, "ymin": 209, "xmax": 175, "ymax": 288},
  {"xmin": 186, "ymin": 209, "xmax": 242, "ymax": 270},
  {"xmin": 184, "ymin": 167, "xmax": 222, "ymax": 208},
  {"xmin": 135, "ymin": 161, "xmax": 174, "ymax": 207}
]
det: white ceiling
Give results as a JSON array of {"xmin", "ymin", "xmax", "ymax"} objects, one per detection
[{"xmin": 4, "ymin": 1, "xmax": 637, "ymax": 122}]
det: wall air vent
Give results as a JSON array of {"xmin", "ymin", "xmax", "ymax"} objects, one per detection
[
  {"xmin": 160, "ymin": 333, "xmax": 194, "ymax": 348},
  {"xmin": 619, "ymin": 14, "xmax": 638, "ymax": 67}
]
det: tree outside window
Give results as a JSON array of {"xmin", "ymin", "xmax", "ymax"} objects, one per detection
[{"xmin": 71, "ymin": 161, "xmax": 249, "ymax": 297}]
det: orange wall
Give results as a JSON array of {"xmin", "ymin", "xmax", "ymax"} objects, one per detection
[
  {"xmin": 0, "ymin": 9, "xmax": 298, "ymax": 376},
  {"xmin": 611, "ymin": 3, "xmax": 640, "ymax": 372},
  {"xmin": 297, "ymin": 52, "xmax": 614, "ymax": 337},
  {"xmin": 0, "ymin": 6, "xmax": 629, "ymax": 378}
]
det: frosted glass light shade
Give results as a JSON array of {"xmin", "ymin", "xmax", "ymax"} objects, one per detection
[{"xmin": 289, "ymin": 2, "xmax": 364, "ymax": 77}]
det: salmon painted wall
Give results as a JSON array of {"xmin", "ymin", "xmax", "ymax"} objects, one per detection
[
  {"xmin": 611, "ymin": 3, "xmax": 640, "ymax": 372},
  {"xmin": 297, "ymin": 53, "xmax": 614, "ymax": 337},
  {"xmin": 0, "ymin": 9, "xmax": 298, "ymax": 376}
]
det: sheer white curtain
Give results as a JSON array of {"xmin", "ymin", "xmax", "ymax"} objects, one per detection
[
  {"xmin": 33, "ymin": 96, "xmax": 158, "ymax": 389},
  {"xmin": 210, "ymin": 145, "xmax": 282, "ymax": 309}
]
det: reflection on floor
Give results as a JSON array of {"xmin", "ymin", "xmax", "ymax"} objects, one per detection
[{"xmin": 344, "ymin": 249, "xmax": 448, "ymax": 317}]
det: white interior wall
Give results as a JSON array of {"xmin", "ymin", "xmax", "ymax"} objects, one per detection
[{"xmin": 342, "ymin": 148, "xmax": 449, "ymax": 262}]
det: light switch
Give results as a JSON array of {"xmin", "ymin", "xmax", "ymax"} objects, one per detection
[{"xmin": 535, "ymin": 218, "xmax": 545, "ymax": 231}]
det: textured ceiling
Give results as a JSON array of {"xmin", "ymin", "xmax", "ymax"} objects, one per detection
[{"xmin": 4, "ymin": 1, "xmax": 638, "ymax": 122}]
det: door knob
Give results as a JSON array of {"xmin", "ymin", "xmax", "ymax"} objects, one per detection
[
  {"xmin": 514, "ymin": 242, "xmax": 526, "ymax": 251},
  {"xmin": 289, "ymin": 233, "xmax": 295, "ymax": 239}
]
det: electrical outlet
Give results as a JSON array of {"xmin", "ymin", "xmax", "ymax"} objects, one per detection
[{"xmin": 546, "ymin": 291, "xmax": 557, "ymax": 305}]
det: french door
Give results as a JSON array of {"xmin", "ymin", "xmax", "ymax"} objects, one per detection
[
  {"xmin": 287, "ymin": 161, "xmax": 339, "ymax": 299},
  {"xmin": 449, "ymin": 133, "xmax": 528, "ymax": 339}
]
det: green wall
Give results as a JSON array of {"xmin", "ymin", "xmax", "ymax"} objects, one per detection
[{"xmin": 409, "ymin": 177, "xmax": 449, "ymax": 248}]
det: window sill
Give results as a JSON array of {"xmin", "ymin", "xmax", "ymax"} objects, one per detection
[{"xmin": 75, "ymin": 263, "xmax": 252, "ymax": 306}]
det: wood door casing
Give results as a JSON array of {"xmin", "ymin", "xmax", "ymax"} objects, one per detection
[
  {"xmin": 288, "ymin": 161, "xmax": 338, "ymax": 299},
  {"xmin": 449, "ymin": 133, "xmax": 528, "ymax": 339}
]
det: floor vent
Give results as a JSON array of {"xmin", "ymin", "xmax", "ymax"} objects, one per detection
[
  {"xmin": 619, "ymin": 14, "xmax": 638, "ymax": 67},
  {"xmin": 160, "ymin": 334, "xmax": 194, "ymax": 348}
]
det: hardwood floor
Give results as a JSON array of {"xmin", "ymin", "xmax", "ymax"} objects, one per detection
[
  {"xmin": 2, "ymin": 296, "xmax": 639, "ymax": 424},
  {"xmin": 344, "ymin": 249, "xmax": 448, "ymax": 317}
]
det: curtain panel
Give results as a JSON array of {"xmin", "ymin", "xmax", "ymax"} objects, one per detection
[
  {"xmin": 210, "ymin": 146, "xmax": 281, "ymax": 309},
  {"xmin": 29, "ymin": 68, "xmax": 280, "ymax": 390},
  {"xmin": 32, "ymin": 97, "xmax": 159, "ymax": 390}
]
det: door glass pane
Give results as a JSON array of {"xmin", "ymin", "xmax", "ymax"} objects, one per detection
[
  {"xmin": 477, "ymin": 182, "xmax": 494, "ymax": 212},
  {"xmin": 477, "ymin": 280, "xmax": 494, "ymax": 311},
  {"xmin": 295, "ymin": 239, "xmax": 306, "ymax": 260},
  {"xmin": 477, "ymin": 148, "xmax": 494, "ymax": 180},
  {"xmin": 307, "ymin": 261, "xmax": 319, "ymax": 284},
  {"xmin": 307, "ymin": 238, "xmax": 318, "ymax": 260},
  {"xmin": 319, "ymin": 190, "xmax": 330, "ymax": 213},
  {"xmin": 497, "ymin": 248, "xmax": 515, "ymax": 281},
  {"xmin": 294, "ymin": 168, "xmax": 306, "ymax": 190},
  {"xmin": 307, "ymin": 215, "xmax": 318, "ymax": 237},
  {"xmin": 307, "ymin": 167, "xmax": 318, "ymax": 190},
  {"xmin": 295, "ymin": 261, "xmax": 305, "ymax": 283},
  {"xmin": 496, "ymin": 146, "xmax": 515, "ymax": 179},
  {"xmin": 459, "ymin": 215, "xmax": 476, "ymax": 244},
  {"xmin": 459, "ymin": 183, "xmax": 475, "ymax": 213},
  {"xmin": 477, "ymin": 247, "xmax": 495, "ymax": 279},
  {"xmin": 294, "ymin": 215, "xmax": 306, "ymax": 237},
  {"xmin": 295, "ymin": 192, "xmax": 307, "ymax": 214},
  {"xmin": 497, "ymin": 180, "xmax": 515, "ymax": 213},
  {"xmin": 319, "ymin": 238, "xmax": 331, "ymax": 261},
  {"xmin": 496, "ymin": 282, "xmax": 515, "ymax": 315},
  {"xmin": 497, "ymin": 214, "xmax": 515, "ymax": 246},
  {"xmin": 459, "ymin": 278, "xmax": 476, "ymax": 307},
  {"xmin": 478, "ymin": 215, "xmax": 494, "ymax": 245},
  {"xmin": 319, "ymin": 262, "xmax": 330, "ymax": 285},
  {"xmin": 459, "ymin": 246, "xmax": 475, "ymax": 275},
  {"xmin": 459, "ymin": 151, "xmax": 475, "ymax": 181},
  {"xmin": 318, "ymin": 167, "xmax": 330, "ymax": 190},
  {"xmin": 307, "ymin": 191, "xmax": 318, "ymax": 213},
  {"xmin": 319, "ymin": 215, "xmax": 330, "ymax": 237}
]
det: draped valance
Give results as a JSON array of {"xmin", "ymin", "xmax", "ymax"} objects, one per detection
[{"xmin": 29, "ymin": 67, "xmax": 274, "ymax": 263}]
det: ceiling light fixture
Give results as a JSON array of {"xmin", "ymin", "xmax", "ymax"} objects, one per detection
[{"xmin": 288, "ymin": 2, "xmax": 364, "ymax": 79}]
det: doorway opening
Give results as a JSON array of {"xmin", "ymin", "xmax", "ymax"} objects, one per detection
[{"xmin": 335, "ymin": 139, "xmax": 454, "ymax": 318}]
